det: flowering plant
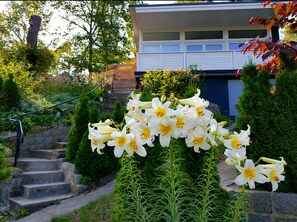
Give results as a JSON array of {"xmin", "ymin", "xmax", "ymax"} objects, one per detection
[{"xmin": 88, "ymin": 89, "xmax": 286, "ymax": 221}]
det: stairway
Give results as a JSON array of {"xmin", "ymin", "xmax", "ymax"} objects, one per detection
[
  {"xmin": 9, "ymin": 142, "xmax": 73, "ymax": 213},
  {"xmin": 103, "ymin": 79, "xmax": 136, "ymax": 112}
]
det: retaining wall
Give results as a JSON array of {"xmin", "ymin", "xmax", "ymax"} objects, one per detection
[{"xmin": 248, "ymin": 190, "xmax": 297, "ymax": 222}]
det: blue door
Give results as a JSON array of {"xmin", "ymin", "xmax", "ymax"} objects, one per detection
[{"xmin": 228, "ymin": 80, "xmax": 243, "ymax": 117}]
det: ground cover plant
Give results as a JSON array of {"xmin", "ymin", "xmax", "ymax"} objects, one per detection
[{"xmin": 88, "ymin": 90, "xmax": 287, "ymax": 221}]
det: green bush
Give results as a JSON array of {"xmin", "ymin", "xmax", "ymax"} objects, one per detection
[
  {"xmin": 66, "ymin": 96, "xmax": 90, "ymax": 163},
  {"xmin": 0, "ymin": 143, "xmax": 12, "ymax": 181},
  {"xmin": 140, "ymin": 69, "xmax": 203, "ymax": 98},
  {"xmin": 236, "ymin": 63, "xmax": 297, "ymax": 192},
  {"xmin": 75, "ymin": 106, "xmax": 119, "ymax": 183},
  {"xmin": 0, "ymin": 73, "xmax": 21, "ymax": 112},
  {"xmin": 112, "ymin": 100, "xmax": 125, "ymax": 124}
]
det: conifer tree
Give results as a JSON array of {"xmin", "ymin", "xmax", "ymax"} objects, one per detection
[{"xmin": 66, "ymin": 96, "xmax": 89, "ymax": 163}]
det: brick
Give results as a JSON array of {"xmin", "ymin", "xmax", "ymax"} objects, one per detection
[
  {"xmin": 272, "ymin": 192, "xmax": 297, "ymax": 216},
  {"xmin": 249, "ymin": 190, "xmax": 272, "ymax": 214},
  {"xmin": 248, "ymin": 213, "xmax": 270, "ymax": 222}
]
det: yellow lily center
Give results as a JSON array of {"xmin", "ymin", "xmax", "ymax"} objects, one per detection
[
  {"xmin": 129, "ymin": 139, "xmax": 138, "ymax": 151},
  {"xmin": 92, "ymin": 140, "xmax": 100, "ymax": 146},
  {"xmin": 193, "ymin": 136, "xmax": 204, "ymax": 145},
  {"xmin": 270, "ymin": 170, "xmax": 279, "ymax": 182},
  {"xmin": 243, "ymin": 167, "xmax": 256, "ymax": 180},
  {"xmin": 231, "ymin": 138, "xmax": 242, "ymax": 149},
  {"xmin": 155, "ymin": 107, "xmax": 166, "ymax": 118},
  {"xmin": 176, "ymin": 117, "xmax": 185, "ymax": 129},
  {"xmin": 141, "ymin": 127, "xmax": 151, "ymax": 140},
  {"xmin": 117, "ymin": 136, "xmax": 127, "ymax": 147},
  {"xmin": 159, "ymin": 124, "xmax": 172, "ymax": 136},
  {"xmin": 196, "ymin": 107, "xmax": 205, "ymax": 117}
]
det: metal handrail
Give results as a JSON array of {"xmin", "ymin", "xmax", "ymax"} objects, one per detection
[
  {"xmin": 8, "ymin": 119, "xmax": 24, "ymax": 167},
  {"xmin": 8, "ymin": 82, "xmax": 103, "ymax": 167}
]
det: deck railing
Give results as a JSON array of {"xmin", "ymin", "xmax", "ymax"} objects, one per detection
[{"xmin": 138, "ymin": 51, "xmax": 262, "ymax": 71}]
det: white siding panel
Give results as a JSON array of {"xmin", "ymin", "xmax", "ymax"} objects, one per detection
[
  {"xmin": 161, "ymin": 54, "xmax": 183, "ymax": 70},
  {"xmin": 187, "ymin": 52, "xmax": 233, "ymax": 70},
  {"xmin": 139, "ymin": 54, "xmax": 162, "ymax": 71},
  {"xmin": 233, "ymin": 52, "xmax": 262, "ymax": 69}
]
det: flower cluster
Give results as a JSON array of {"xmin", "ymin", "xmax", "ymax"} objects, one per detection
[{"xmin": 88, "ymin": 89, "xmax": 286, "ymax": 191}]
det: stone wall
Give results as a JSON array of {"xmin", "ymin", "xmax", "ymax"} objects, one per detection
[
  {"xmin": 19, "ymin": 125, "xmax": 70, "ymax": 156},
  {"xmin": 248, "ymin": 190, "xmax": 297, "ymax": 222}
]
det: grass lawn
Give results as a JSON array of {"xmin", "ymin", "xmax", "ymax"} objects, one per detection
[{"xmin": 51, "ymin": 193, "xmax": 115, "ymax": 222}]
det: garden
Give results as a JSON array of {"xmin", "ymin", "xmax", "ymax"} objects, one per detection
[{"xmin": 0, "ymin": 0, "xmax": 297, "ymax": 222}]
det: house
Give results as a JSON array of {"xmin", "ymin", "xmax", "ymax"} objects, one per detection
[{"xmin": 129, "ymin": 1, "xmax": 278, "ymax": 117}]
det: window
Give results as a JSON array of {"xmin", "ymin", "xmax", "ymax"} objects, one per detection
[
  {"xmin": 186, "ymin": 45, "xmax": 203, "ymax": 52},
  {"xmin": 142, "ymin": 45, "xmax": 161, "ymax": 53},
  {"xmin": 185, "ymin": 31, "xmax": 223, "ymax": 40},
  {"xmin": 229, "ymin": 43, "xmax": 241, "ymax": 51},
  {"xmin": 228, "ymin": 30, "xmax": 267, "ymax": 39},
  {"xmin": 143, "ymin": 32, "xmax": 180, "ymax": 41},
  {"xmin": 205, "ymin": 44, "xmax": 223, "ymax": 51},
  {"xmin": 162, "ymin": 45, "xmax": 180, "ymax": 52}
]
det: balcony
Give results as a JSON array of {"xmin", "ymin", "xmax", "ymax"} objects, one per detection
[{"xmin": 137, "ymin": 51, "xmax": 262, "ymax": 71}]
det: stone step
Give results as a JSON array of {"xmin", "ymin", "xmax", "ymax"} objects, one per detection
[
  {"xmin": 25, "ymin": 149, "xmax": 66, "ymax": 159},
  {"xmin": 9, "ymin": 193, "xmax": 73, "ymax": 213},
  {"xmin": 16, "ymin": 158, "xmax": 59, "ymax": 171},
  {"xmin": 23, "ymin": 182, "xmax": 70, "ymax": 199},
  {"xmin": 22, "ymin": 170, "xmax": 65, "ymax": 185},
  {"xmin": 53, "ymin": 141, "xmax": 67, "ymax": 150}
]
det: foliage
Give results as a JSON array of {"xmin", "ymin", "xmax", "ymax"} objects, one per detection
[
  {"xmin": 112, "ymin": 100, "xmax": 125, "ymax": 124},
  {"xmin": 140, "ymin": 68, "xmax": 203, "ymax": 98},
  {"xmin": 236, "ymin": 63, "xmax": 297, "ymax": 192},
  {"xmin": 0, "ymin": 143, "xmax": 12, "ymax": 181},
  {"xmin": 0, "ymin": 73, "xmax": 21, "ymax": 112},
  {"xmin": 0, "ymin": 1, "xmax": 52, "ymax": 46},
  {"xmin": 17, "ymin": 45, "xmax": 57, "ymax": 76},
  {"xmin": 75, "ymin": 106, "xmax": 119, "ymax": 183},
  {"xmin": 241, "ymin": 0, "xmax": 297, "ymax": 73},
  {"xmin": 66, "ymin": 96, "xmax": 90, "ymax": 163},
  {"xmin": 52, "ymin": 0, "xmax": 142, "ymax": 73}
]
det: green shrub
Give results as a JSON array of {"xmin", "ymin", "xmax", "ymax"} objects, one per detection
[
  {"xmin": 140, "ymin": 68, "xmax": 203, "ymax": 98},
  {"xmin": 0, "ymin": 75, "xmax": 3, "ymax": 91},
  {"xmin": 235, "ymin": 63, "xmax": 297, "ymax": 192},
  {"xmin": 75, "ymin": 106, "xmax": 119, "ymax": 183},
  {"xmin": 66, "ymin": 96, "xmax": 90, "ymax": 163},
  {"xmin": 0, "ymin": 143, "xmax": 12, "ymax": 181},
  {"xmin": 112, "ymin": 100, "xmax": 125, "ymax": 124},
  {"xmin": 0, "ymin": 73, "xmax": 21, "ymax": 112}
]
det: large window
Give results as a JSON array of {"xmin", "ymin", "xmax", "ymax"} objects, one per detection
[
  {"xmin": 142, "ymin": 45, "xmax": 161, "ymax": 53},
  {"xmin": 229, "ymin": 43, "xmax": 241, "ymax": 51},
  {"xmin": 228, "ymin": 30, "xmax": 267, "ymax": 39},
  {"xmin": 143, "ymin": 32, "xmax": 180, "ymax": 41},
  {"xmin": 162, "ymin": 45, "xmax": 180, "ymax": 52},
  {"xmin": 185, "ymin": 31, "xmax": 223, "ymax": 40},
  {"xmin": 186, "ymin": 45, "xmax": 203, "ymax": 52},
  {"xmin": 205, "ymin": 44, "xmax": 223, "ymax": 51}
]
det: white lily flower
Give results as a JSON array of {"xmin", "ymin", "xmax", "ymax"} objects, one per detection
[
  {"xmin": 145, "ymin": 97, "xmax": 175, "ymax": 125},
  {"xmin": 178, "ymin": 89, "xmax": 201, "ymax": 107},
  {"xmin": 223, "ymin": 125, "xmax": 250, "ymax": 155},
  {"xmin": 172, "ymin": 105, "xmax": 193, "ymax": 139},
  {"xmin": 224, "ymin": 149, "xmax": 246, "ymax": 166},
  {"xmin": 259, "ymin": 157, "xmax": 287, "ymax": 166},
  {"xmin": 185, "ymin": 126, "xmax": 211, "ymax": 153},
  {"xmin": 107, "ymin": 127, "xmax": 131, "ymax": 158},
  {"xmin": 126, "ymin": 137, "xmax": 147, "ymax": 157},
  {"xmin": 234, "ymin": 159, "xmax": 269, "ymax": 189},
  {"xmin": 263, "ymin": 164, "xmax": 285, "ymax": 191},
  {"xmin": 133, "ymin": 122, "xmax": 156, "ymax": 147},
  {"xmin": 156, "ymin": 118, "xmax": 176, "ymax": 147}
]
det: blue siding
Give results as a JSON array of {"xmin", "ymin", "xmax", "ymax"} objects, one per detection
[{"xmin": 200, "ymin": 79, "xmax": 229, "ymax": 116}]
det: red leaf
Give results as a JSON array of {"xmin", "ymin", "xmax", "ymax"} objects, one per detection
[{"xmin": 235, "ymin": 70, "xmax": 241, "ymax": 78}]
